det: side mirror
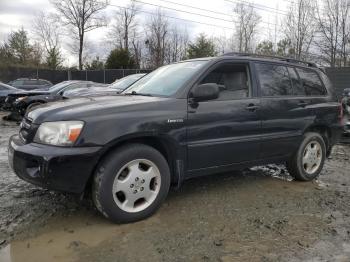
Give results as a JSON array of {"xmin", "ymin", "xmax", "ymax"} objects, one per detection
[{"xmin": 191, "ymin": 83, "xmax": 219, "ymax": 102}]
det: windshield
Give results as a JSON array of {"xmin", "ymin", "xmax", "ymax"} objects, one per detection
[
  {"xmin": 110, "ymin": 74, "xmax": 145, "ymax": 91},
  {"xmin": 123, "ymin": 61, "xmax": 207, "ymax": 96},
  {"xmin": 49, "ymin": 81, "xmax": 74, "ymax": 93}
]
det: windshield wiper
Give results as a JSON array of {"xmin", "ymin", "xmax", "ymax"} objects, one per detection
[{"xmin": 124, "ymin": 91, "xmax": 153, "ymax": 97}]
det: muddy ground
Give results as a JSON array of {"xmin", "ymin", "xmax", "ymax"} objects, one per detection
[{"xmin": 0, "ymin": 112, "xmax": 350, "ymax": 262}]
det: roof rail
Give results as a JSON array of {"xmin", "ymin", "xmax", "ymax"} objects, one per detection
[{"xmin": 222, "ymin": 52, "xmax": 318, "ymax": 68}]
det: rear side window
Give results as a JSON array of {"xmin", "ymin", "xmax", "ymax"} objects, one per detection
[
  {"xmin": 296, "ymin": 68, "xmax": 327, "ymax": 96},
  {"xmin": 255, "ymin": 63, "xmax": 292, "ymax": 96},
  {"xmin": 287, "ymin": 67, "xmax": 305, "ymax": 96}
]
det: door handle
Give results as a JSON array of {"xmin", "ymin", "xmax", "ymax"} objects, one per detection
[{"xmin": 246, "ymin": 104, "xmax": 259, "ymax": 111}]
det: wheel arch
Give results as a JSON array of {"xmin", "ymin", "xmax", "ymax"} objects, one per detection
[
  {"xmin": 84, "ymin": 134, "xmax": 184, "ymax": 195},
  {"xmin": 303, "ymin": 124, "xmax": 332, "ymax": 154}
]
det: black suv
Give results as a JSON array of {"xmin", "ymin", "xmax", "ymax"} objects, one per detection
[{"xmin": 8, "ymin": 54, "xmax": 343, "ymax": 223}]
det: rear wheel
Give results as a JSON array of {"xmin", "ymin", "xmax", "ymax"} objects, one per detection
[
  {"xmin": 92, "ymin": 144, "xmax": 171, "ymax": 223},
  {"xmin": 287, "ymin": 132, "xmax": 326, "ymax": 181}
]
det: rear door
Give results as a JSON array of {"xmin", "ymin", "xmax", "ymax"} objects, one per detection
[
  {"xmin": 255, "ymin": 62, "xmax": 314, "ymax": 159},
  {"xmin": 186, "ymin": 61, "xmax": 261, "ymax": 171}
]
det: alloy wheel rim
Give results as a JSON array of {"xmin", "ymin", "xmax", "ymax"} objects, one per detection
[
  {"xmin": 302, "ymin": 140, "xmax": 322, "ymax": 175},
  {"xmin": 112, "ymin": 159, "xmax": 161, "ymax": 213}
]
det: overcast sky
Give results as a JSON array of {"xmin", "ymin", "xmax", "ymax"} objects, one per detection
[{"xmin": 0, "ymin": 0, "xmax": 291, "ymax": 66}]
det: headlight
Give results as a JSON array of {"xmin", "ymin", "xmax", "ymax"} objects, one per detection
[
  {"xmin": 16, "ymin": 96, "xmax": 27, "ymax": 102},
  {"xmin": 34, "ymin": 121, "xmax": 84, "ymax": 146}
]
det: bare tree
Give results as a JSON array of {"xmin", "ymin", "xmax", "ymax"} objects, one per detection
[
  {"xmin": 315, "ymin": 0, "xmax": 350, "ymax": 67},
  {"xmin": 165, "ymin": 26, "xmax": 189, "ymax": 63},
  {"xmin": 110, "ymin": 0, "xmax": 138, "ymax": 52},
  {"xmin": 232, "ymin": 3, "xmax": 261, "ymax": 53},
  {"xmin": 283, "ymin": 0, "xmax": 316, "ymax": 60},
  {"xmin": 144, "ymin": 9, "xmax": 169, "ymax": 68},
  {"xmin": 131, "ymin": 29, "xmax": 143, "ymax": 68},
  {"xmin": 215, "ymin": 35, "xmax": 230, "ymax": 55},
  {"xmin": 51, "ymin": 0, "xmax": 109, "ymax": 70},
  {"xmin": 32, "ymin": 11, "xmax": 63, "ymax": 69}
]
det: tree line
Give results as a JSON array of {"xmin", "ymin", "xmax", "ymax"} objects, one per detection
[{"xmin": 0, "ymin": 0, "xmax": 349, "ymax": 71}]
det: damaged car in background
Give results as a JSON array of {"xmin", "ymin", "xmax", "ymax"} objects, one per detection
[
  {"xmin": 342, "ymin": 88, "xmax": 350, "ymax": 136},
  {"xmin": 3, "ymin": 80, "xmax": 107, "ymax": 117},
  {"xmin": 8, "ymin": 78, "xmax": 53, "ymax": 90},
  {"xmin": 0, "ymin": 82, "xmax": 21, "ymax": 108}
]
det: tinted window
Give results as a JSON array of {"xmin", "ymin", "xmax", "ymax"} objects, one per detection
[
  {"xmin": 24, "ymin": 80, "xmax": 37, "ymax": 85},
  {"xmin": 38, "ymin": 80, "xmax": 47, "ymax": 85},
  {"xmin": 296, "ymin": 68, "xmax": 327, "ymax": 96},
  {"xmin": 12, "ymin": 80, "xmax": 24, "ymax": 86},
  {"xmin": 200, "ymin": 64, "xmax": 250, "ymax": 100},
  {"xmin": 256, "ymin": 63, "xmax": 292, "ymax": 96},
  {"xmin": 287, "ymin": 67, "xmax": 305, "ymax": 95}
]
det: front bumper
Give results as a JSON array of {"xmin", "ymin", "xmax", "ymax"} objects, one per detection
[{"xmin": 8, "ymin": 135, "xmax": 102, "ymax": 193}]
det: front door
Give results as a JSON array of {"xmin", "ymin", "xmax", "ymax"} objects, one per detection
[{"xmin": 186, "ymin": 62, "xmax": 261, "ymax": 171}]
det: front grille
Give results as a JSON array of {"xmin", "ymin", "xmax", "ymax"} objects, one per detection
[{"xmin": 19, "ymin": 117, "xmax": 36, "ymax": 143}]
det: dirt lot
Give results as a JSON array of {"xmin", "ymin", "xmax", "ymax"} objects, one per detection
[{"xmin": 1, "ymin": 112, "xmax": 350, "ymax": 262}]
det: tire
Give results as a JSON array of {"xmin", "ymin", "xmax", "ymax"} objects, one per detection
[
  {"xmin": 287, "ymin": 132, "xmax": 326, "ymax": 181},
  {"xmin": 92, "ymin": 143, "xmax": 171, "ymax": 223}
]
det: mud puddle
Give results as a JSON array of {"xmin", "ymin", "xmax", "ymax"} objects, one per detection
[{"xmin": 1, "ymin": 170, "xmax": 350, "ymax": 262}]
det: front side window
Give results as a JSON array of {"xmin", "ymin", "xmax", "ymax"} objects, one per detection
[
  {"xmin": 256, "ymin": 63, "xmax": 292, "ymax": 96},
  {"xmin": 199, "ymin": 63, "xmax": 250, "ymax": 100},
  {"xmin": 296, "ymin": 68, "xmax": 327, "ymax": 96},
  {"xmin": 124, "ymin": 61, "xmax": 207, "ymax": 96}
]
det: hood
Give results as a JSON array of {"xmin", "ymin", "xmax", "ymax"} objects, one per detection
[
  {"xmin": 8, "ymin": 90, "xmax": 51, "ymax": 97},
  {"xmin": 27, "ymin": 95, "xmax": 169, "ymax": 124},
  {"xmin": 64, "ymin": 87, "xmax": 117, "ymax": 98}
]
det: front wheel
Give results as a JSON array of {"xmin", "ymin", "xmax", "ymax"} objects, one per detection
[
  {"xmin": 92, "ymin": 144, "xmax": 171, "ymax": 223},
  {"xmin": 287, "ymin": 132, "xmax": 326, "ymax": 181}
]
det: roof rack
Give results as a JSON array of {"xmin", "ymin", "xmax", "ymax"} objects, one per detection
[{"xmin": 222, "ymin": 52, "xmax": 318, "ymax": 68}]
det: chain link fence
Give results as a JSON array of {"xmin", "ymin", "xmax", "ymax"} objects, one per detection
[{"xmin": 0, "ymin": 67, "xmax": 152, "ymax": 84}]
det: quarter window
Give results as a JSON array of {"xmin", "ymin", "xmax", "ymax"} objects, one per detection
[
  {"xmin": 296, "ymin": 68, "xmax": 327, "ymax": 96},
  {"xmin": 256, "ymin": 63, "xmax": 292, "ymax": 96}
]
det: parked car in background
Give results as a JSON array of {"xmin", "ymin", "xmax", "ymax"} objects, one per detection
[
  {"xmin": 4, "ymin": 80, "xmax": 106, "ymax": 116},
  {"xmin": 342, "ymin": 88, "xmax": 350, "ymax": 136},
  {"xmin": 8, "ymin": 78, "xmax": 52, "ymax": 90},
  {"xmin": 9, "ymin": 54, "xmax": 343, "ymax": 223},
  {"xmin": 63, "ymin": 73, "xmax": 146, "ymax": 98},
  {"xmin": 0, "ymin": 82, "xmax": 20, "ymax": 108}
]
